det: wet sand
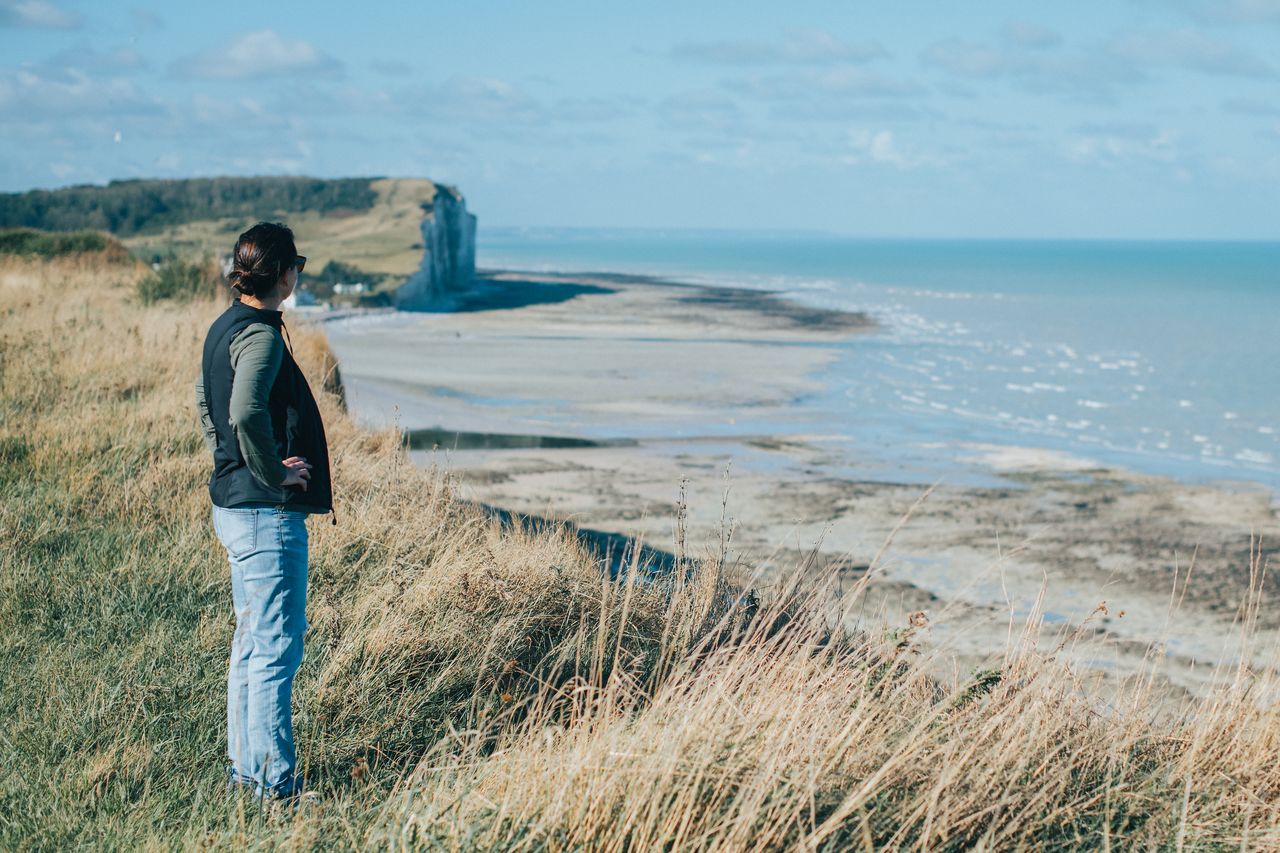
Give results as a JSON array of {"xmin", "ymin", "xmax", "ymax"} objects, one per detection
[{"xmin": 321, "ymin": 270, "xmax": 1280, "ymax": 699}]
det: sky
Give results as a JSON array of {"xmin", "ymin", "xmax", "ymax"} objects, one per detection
[{"xmin": 1, "ymin": 0, "xmax": 1278, "ymax": 238}]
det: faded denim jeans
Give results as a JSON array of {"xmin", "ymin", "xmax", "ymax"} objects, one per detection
[{"xmin": 212, "ymin": 504, "xmax": 308, "ymax": 798}]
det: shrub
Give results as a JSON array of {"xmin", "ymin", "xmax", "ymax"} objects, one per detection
[
  {"xmin": 135, "ymin": 255, "xmax": 226, "ymax": 304},
  {"xmin": 0, "ymin": 227, "xmax": 129, "ymax": 261}
]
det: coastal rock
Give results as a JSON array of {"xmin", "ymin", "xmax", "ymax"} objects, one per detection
[{"xmin": 394, "ymin": 185, "xmax": 476, "ymax": 309}]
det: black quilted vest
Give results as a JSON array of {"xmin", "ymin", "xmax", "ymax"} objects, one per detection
[{"xmin": 200, "ymin": 298, "xmax": 332, "ymax": 513}]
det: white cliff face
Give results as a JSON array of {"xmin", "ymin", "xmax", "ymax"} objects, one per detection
[{"xmin": 393, "ymin": 185, "xmax": 477, "ymax": 310}]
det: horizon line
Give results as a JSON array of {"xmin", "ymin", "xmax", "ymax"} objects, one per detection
[{"xmin": 483, "ymin": 226, "xmax": 1280, "ymax": 244}]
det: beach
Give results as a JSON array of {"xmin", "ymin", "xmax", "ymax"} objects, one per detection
[{"xmin": 323, "ymin": 268, "xmax": 1280, "ymax": 699}]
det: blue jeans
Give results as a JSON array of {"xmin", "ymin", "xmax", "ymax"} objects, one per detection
[{"xmin": 212, "ymin": 504, "xmax": 309, "ymax": 797}]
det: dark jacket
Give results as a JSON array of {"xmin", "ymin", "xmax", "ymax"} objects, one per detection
[{"xmin": 200, "ymin": 298, "xmax": 333, "ymax": 513}]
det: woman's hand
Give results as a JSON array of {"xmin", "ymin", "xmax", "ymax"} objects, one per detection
[{"xmin": 281, "ymin": 456, "xmax": 313, "ymax": 491}]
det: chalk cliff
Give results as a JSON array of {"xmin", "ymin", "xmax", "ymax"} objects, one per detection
[{"xmin": 393, "ymin": 184, "xmax": 477, "ymax": 309}]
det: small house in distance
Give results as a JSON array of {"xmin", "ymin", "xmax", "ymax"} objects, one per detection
[{"xmin": 282, "ymin": 287, "xmax": 319, "ymax": 309}]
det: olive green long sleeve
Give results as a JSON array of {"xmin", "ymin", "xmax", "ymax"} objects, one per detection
[
  {"xmin": 228, "ymin": 323, "xmax": 290, "ymax": 488},
  {"xmin": 194, "ymin": 323, "xmax": 290, "ymax": 489},
  {"xmin": 195, "ymin": 374, "xmax": 217, "ymax": 454}
]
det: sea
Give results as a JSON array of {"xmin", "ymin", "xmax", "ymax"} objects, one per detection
[{"xmin": 478, "ymin": 229, "xmax": 1280, "ymax": 493}]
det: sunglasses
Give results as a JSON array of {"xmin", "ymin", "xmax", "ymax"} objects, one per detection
[{"xmin": 292, "ymin": 255, "xmax": 307, "ymax": 273}]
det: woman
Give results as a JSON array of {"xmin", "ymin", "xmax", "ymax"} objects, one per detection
[{"xmin": 195, "ymin": 221, "xmax": 332, "ymax": 801}]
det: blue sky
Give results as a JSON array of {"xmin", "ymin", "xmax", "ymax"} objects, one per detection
[{"xmin": 1, "ymin": 0, "xmax": 1278, "ymax": 238}]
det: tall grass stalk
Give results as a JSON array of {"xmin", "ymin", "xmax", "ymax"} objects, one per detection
[{"xmin": 0, "ymin": 255, "xmax": 1275, "ymax": 849}]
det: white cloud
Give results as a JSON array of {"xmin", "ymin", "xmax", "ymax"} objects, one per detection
[
  {"xmin": 926, "ymin": 27, "xmax": 1272, "ymax": 106},
  {"xmin": 372, "ymin": 60, "xmax": 413, "ymax": 77},
  {"xmin": 659, "ymin": 92, "xmax": 743, "ymax": 133},
  {"xmin": 224, "ymin": 155, "xmax": 307, "ymax": 174},
  {"xmin": 1001, "ymin": 20, "xmax": 1063, "ymax": 50},
  {"xmin": 722, "ymin": 66, "xmax": 926, "ymax": 124},
  {"xmin": 1064, "ymin": 126, "xmax": 1180, "ymax": 165},
  {"xmin": 923, "ymin": 39, "xmax": 1007, "ymax": 78},
  {"xmin": 774, "ymin": 100, "xmax": 933, "ymax": 122},
  {"xmin": 1109, "ymin": 29, "xmax": 1274, "ymax": 77},
  {"xmin": 550, "ymin": 96, "xmax": 633, "ymax": 123},
  {"xmin": 0, "ymin": 67, "xmax": 163, "ymax": 118},
  {"xmin": 0, "ymin": 0, "xmax": 79, "ymax": 28},
  {"xmin": 43, "ymin": 44, "xmax": 147, "ymax": 74},
  {"xmin": 1222, "ymin": 97, "xmax": 1280, "ymax": 116},
  {"xmin": 672, "ymin": 30, "xmax": 887, "ymax": 66},
  {"xmin": 1174, "ymin": 0, "xmax": 1280, "ymax": 24},
  {"xmin": 391, "ymin": 79, "xmax": 631, "ymax": 130},
  {"xmin": 727, "ymin": 67, "xmax": 922, "ymax": 100},
  {"xmin": 428, "ymin": 77, "xmax": 543, "ymax": 125},
  {"xmin": 184, "ymin": 92, "xmax": 287, "ymax": 131},
  {"xmin": 170, "ymin": 30, "xmax": 342, "ymax": 81},
  {"xmin": 923, "ymin": 38, "xmax": 1143, "ymax": 101},
  {"xmin": 842, "ymin": 128, "xmax": 944, "ymax": 169},
  {"xmin": 130, "ymin": 7, "xmax": 162, "ymax": 32}
]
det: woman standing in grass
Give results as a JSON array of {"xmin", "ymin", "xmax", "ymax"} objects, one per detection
[{"xmin": 195, "ymin": 221, "xmax": 332, "ymax": 802}]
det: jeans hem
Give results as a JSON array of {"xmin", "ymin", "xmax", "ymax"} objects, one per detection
[{"xmin": 226, "ymin": 766, "xmax": 302, "ymax": 800}]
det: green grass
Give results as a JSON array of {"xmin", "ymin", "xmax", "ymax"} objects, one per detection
[
  {"xmin": 135, "ymin": 255, "xmax": 225, "ymax": 305},
  {"xmin": 0, "ymin": 254, "xmax": 720, "ymax": 847},
  {"xmin": 2, "ymin": 254, "xmax": 1277, "ymax": 849},
  {"xmin": 0, "ymin": 228, "xmax": 128, "ymax": 260},
  {"xmin": 120, "ymin": 178, "xmax": 438, "ymax": 278}
]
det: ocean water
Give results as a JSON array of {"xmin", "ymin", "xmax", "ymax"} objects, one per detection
[{"xmin": 478, "ymin": 229, "xmax": 1280, "ymax": 491}]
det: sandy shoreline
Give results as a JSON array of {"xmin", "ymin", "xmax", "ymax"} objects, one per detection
[{"xmin": 321, "ymin": 269, "xmax": 1280, "ymax": 699}]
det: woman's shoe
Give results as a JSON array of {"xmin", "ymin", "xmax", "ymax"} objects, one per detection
[{"xmin": 265, "ymin": 788, "xmax": 323, "ymax": 821}]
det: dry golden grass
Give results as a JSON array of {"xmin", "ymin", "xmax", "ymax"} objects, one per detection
[
  {"xmin": 120, "ymin": 177, "xmax": 437, "ymax": 277},
  {"xmin": 1, "ymin": 253, "xmax": 1277, "ymax": 849}
]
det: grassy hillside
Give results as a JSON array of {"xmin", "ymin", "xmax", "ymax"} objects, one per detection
[
  {"xmin": 1, "ymin": 254, "xmax": 1277, "ymax": 849},
  {"xmin": 120, "ymin": 178, "xmax": 438, "ymax": 279},
  {"xmin": 0, "ymin": 228, "xmax": 130, "ymax": 261},
  {"xmin": 0, "ymin": 176, "xmax": 440, "ymax": 281}
]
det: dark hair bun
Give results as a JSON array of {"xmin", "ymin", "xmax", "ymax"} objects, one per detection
[
  {"xmin": 229, "ymin": 221, "xmax": 297, "ymax": 298},
  {"xmin": 228, "ymin": 267, "xmax": 275, "ymax": 296}
]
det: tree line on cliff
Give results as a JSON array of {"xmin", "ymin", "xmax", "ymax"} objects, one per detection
[{"xmin": 0, "ymin": 176, "xmax": 379, "ymax": 236}]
